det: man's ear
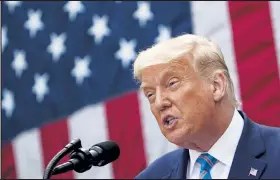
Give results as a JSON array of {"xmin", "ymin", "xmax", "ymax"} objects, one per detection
[{"xmin": 212, "ymin": 70, "xmax": 227, "ymax": 102}]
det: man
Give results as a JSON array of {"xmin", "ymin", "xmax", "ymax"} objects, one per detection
[{"xmin": 133, "ymin": 34, "xmax": 280, "ymax": 179}]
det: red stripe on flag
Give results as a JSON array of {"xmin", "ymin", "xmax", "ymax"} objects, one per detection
[
  {"xmin": 1, "ymin": 143, "xmax": 17, "ymax": 179},
  {"xmin": 228, "ymin": 2, "xmax": 280, "ymax": 127},
  {"xmin": 105, "ymin": 91, "xmax": 147, "ymax": 179},
  {"xmin": 40, "ymin": 119, "xmax": 74, "ymax": 179}
]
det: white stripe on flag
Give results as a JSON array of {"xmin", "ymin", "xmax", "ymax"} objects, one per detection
[
  {"xmin": 269, "ymin": 1, "xmax": 280, "ymax": 79},
  {"xmin": 67, "ymin": 104, "xmax": 113, "ymax": 179},
  {"xmin": 138, "ymin": 91, "xmax": 178, "ymax": 165},
  {"xmin": 191, "ymin": 1, "xmax": 242, "ymax": 109},
  {"xmin": 13, "ymin": 128, "xmax": 44, "ymax": 179}
]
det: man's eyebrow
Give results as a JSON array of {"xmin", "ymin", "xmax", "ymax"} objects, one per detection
[
  {"xmin": 159, "ymin": 68, "xmax": 178, "ymax": 80},
  {"xmin": 140, "ymin": 70, "xmax": 179, "ymax": 90},
  {"xmin": 140, "ymin": 83, "xmax": 148, "ymax": 90}
]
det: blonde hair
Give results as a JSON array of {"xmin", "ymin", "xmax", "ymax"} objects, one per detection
[{"xmin": 133, "ymin": 33, "xmax": 240, "ymax": 108}]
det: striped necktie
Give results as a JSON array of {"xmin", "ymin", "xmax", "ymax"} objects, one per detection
[{"xmin": 196, "ymin": 153, "xmax": 217, "ymax": 179}]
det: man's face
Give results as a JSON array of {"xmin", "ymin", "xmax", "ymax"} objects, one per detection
[{"xmin": 140, "ymin": 59, "xmax": 216, "ymax": 149}]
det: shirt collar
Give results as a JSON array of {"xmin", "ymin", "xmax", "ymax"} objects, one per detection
[{"xmin": 188, "ymin": 109, "xmax": 244, "ymax": 173}]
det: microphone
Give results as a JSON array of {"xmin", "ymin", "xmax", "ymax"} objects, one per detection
[{"xmin": 52, "ymin": 140, "xmax": 120, "ymax": 175}]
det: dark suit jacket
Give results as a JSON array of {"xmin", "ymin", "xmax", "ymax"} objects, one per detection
[{"xmin": 135, "ymin": 111, "xmax": 280, "ymax": 179}]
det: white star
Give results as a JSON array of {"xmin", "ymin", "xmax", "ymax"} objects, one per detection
[
  {"xmin": 133, "ymin": 1, "xmax": 154, "ymax": 27},
  {"xmin": 155, "ymin": 25, "xmax": 172, "ymax": 43},
  {"xmin": 115, "ymin": 38, "xmax": 137, "ymax": 68},
  {"xmin": 11, "ymin": 50, "xmax": 28, "ymax": 78},
  {"xmin": 32, "ymin": 73, "xmax": 49, "ymax": 103},
  {"xmin": 5, "ymin": 1, "xmax": 22, "ymax": 13},
  {"xmin": 24, "ymin": 9, "xmax": 44, "ymax": 38},
  {"xmin": 71, "ymin": 56, "xmax": 92, "ymax": 85},
  {"xmin": 47, "ymin": 33, "xmax": 67, "ymax": 62},
  {"xmin": 88, "ymin": 15, "xmax": 111, "ymax": 44},
  {"xmin": 2, "ymin": 89, "xmax": 15, "ymax": 118},
  {"xmin": 63, "ymin": 1, "xmax": 85, "ymax": 21},
  {"xmin": 2, "ymin": 26, "xmax": 8, "ymax": 52}
]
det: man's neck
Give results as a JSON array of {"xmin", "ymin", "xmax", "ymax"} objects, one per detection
[{"xmin": 193, "ymin": 103, "xmax": 235, "ymax": 152}]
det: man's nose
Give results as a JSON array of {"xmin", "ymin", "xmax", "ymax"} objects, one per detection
[{"xmin": 155, "ymin": 90, "xmax": 171, "ymax": 111}]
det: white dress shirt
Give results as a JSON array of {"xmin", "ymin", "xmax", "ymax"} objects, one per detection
[{"xmin": 186, "ymin": 109, "xmax": 244, "ymax": 179}]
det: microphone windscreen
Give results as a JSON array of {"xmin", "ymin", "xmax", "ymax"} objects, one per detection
[{"xmin": 90, "ymin": 140, "xmax": 120, "ymax": 165}]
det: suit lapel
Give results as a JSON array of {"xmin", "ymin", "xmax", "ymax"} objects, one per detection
[
  {"xmin": 162, "ymin": 149, "xmax": 190, "ymax": 179},
  {"xmin": 228, "ymin": 111, "xmax": 267, "ymax": 179}
]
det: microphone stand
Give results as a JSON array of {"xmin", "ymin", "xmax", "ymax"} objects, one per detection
[{"xmin": 42, "ymin": 139, "xmax": 82, "ymax": 179}]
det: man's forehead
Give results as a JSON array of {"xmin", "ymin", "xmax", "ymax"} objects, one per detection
[
  {"xmin": 140, "ymin": 59, "xmax": 192, "ymax": 76},
  {"xmin": 139, "ymin": 59, "xmax": 193, "ymax": 88}
]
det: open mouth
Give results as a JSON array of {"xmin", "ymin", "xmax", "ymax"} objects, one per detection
[{"xmin": 163, "ymin": 115, "xmax": 178, "ymax": 128}]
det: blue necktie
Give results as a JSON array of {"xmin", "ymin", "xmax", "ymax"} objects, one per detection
[{"xmin": 196, "ymin": 153, "xmax": 217, "ymax": 179}]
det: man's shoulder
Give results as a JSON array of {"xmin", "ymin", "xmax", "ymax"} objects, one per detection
[
  {"xmin": 135, "ymin": 148, "xmax": 184, "ymax": 179},
  {"xmin": 257, "ymin": 121, "xmax": 280, "ymax": 140},
  {"xmin": 254, "ymin": 122, "xmax": 280, "ymax": 178},
  {"xmin": 257, "ymin": 122, "xmax": 280, "ymax": 149},
  {"xmin": 240, "ymin": 110, "xmax": 280, "ymax": 149}
]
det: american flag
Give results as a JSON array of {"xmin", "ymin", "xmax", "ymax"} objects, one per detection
[
  {"xmin": 249, "ymin": 167, "xmax": 258, "ymax": 177},
  {"xmin": 2, "ymin": 1, "xmax": 280, "ymax": 179}
]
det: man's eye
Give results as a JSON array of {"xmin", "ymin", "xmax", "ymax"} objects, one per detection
[
  {"xmin": 168, "ymin": 80, "xmax": 178, "ymax": 87},
  {"xmin": 146, "ymin": 93, "xmax": 153, "ymax": 98}
]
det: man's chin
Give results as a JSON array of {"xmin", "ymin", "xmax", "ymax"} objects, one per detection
[
  {"xmin": 165, "ymin": 133, "xmax": 190, "ymax": 148},
  {"xmin": 165, "ymin": 130, "xmax": 198, "ymax": 149}
]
